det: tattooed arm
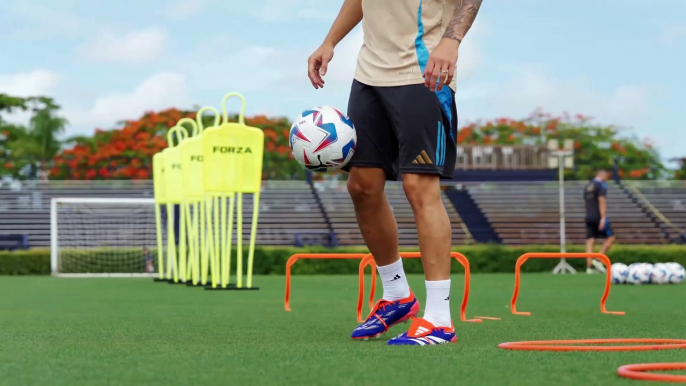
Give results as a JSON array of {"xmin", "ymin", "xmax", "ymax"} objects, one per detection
[
  {"xmin": 443, "ymin": 0, "xmax": 483, "ymax": 42},
  {"xmin": 424, "ymin": 0, "xmax": 483, "ymax": 91}
]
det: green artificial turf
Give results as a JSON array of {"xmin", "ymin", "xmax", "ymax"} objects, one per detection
[{"xmin": 1, "ymin": 274, "xmax": 684, "ymax": 386}]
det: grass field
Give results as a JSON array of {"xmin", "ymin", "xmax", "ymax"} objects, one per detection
[{"xmin": 1, "ymin": 274, "xmax": 685, "ymax": 385}]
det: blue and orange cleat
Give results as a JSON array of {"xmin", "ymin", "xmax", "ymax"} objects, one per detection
[
  {"xmin": 387, "ymin": 317, "xmax": 457, "ymax": 346},
  {"xmin": 350, "ymin": 291, "xmax": 419, "ymax": 340}
]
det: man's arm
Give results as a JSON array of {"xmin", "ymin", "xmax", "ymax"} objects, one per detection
[
  {"xmin": 443, "ymin": 0, "xmax": 483, "ymax": 43},
  {"xmin": 598, "ymin": 197, "xmax": 607, "ymax": 225},
  {"xmin": 323, "ymin": 0, "xmax": 362, "ymax": 49},
  {"xmin": 307, "ymin": 0, "xmax": 362, "ymax": 89},
  {"xmin": 424, "ymin": 0, "xmax": 483, "ymax": 91},
  {"xmin": 598, "ymin": 187, "xmax": 608, "ymax": 229}
]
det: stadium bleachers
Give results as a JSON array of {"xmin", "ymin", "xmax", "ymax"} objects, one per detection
[
  {"xmin": 628, "ymin": 181, "xmax": 686, "ymax": 241},
  {"xmin": 3, "ymin": 178, "xmax": 682, "ymax": 247},
  {"xmin": 315, "ymin": 180, "xmax": 472, "ymax": 246},
  {"xmin": 467, "ymin": 181, "xmax": 665, "ymax": 245},
  {"xmin": 0, "ymin": 180, "xmax": 327, "ymax": 247}
]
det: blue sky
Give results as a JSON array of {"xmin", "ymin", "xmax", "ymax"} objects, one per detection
[{"xmin": 1, "ymin": 0, "xmax": 685, "ymax": 164}]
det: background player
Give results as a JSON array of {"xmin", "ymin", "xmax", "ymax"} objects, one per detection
[
  {"xmin": 584, "ymin": 169, "xmax": 615, "ymax": 273},
  {"xmin": 307, "ymin": 0, "xmax": 483, "ymax": 346}
]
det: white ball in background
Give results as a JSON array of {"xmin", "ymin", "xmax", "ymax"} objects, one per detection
[
  {"xmin": 666, "ymin": 262, "xmax": 685, "ymax": 284},
  {"xmin": 649, "ymin": 263, "xmax": 670, "ymax": 285},
  {"xmin": 610, "ymin": 263, "xmax": 629, "ymax": 284},
  {"xmin": 626, "ymin": 263, "xmax": 650, "ymax": 285}
]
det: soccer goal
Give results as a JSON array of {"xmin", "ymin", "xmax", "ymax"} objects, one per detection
[{"xmin": 51, "ymin": 197, "xmax": 162, "ymax": 277}]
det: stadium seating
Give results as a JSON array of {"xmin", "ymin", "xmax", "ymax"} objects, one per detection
[
  {"xmin": 629, "ymin": 181, "xmax": 686, "ymax": 242},
  {"xmin": 3, "ymin": 178, "xmax": 681, "ymax": 247},
  {"xmin": 315, "ymin": 180, "xmax": 472, "ymax": 246},
  {"xmin": 467, "ymin": 181, "xmax": 665, "ymax": 245},
  {"xmin": 0, "ymin": 180, "xmax": 327, "ymax": 247}
]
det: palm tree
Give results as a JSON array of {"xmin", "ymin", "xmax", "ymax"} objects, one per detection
[{"xmin": 8, "ymin": 97, "xmax": 68, "ymax": 179}]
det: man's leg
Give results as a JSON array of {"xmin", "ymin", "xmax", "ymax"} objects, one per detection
[
  {"xmin": 585, "ymin": 238, "xmax": 596, "ymax": 270},
  {"xmin": 599, "ymin": 235, "xmax": 615, "ymax": 255},
  {"xmin": 402, "ymin": 173, "xmax": 452, "ymax": 327},
  {"xmin": 346, "ymin": 81, "xmax": 419, "ymax": 340},
  {"xmin": 347, "ymin": 167, "xmax": 408, "ymax": 300}
]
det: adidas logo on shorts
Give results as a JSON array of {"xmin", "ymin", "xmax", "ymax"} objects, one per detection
[{"xmin": 411, "ymin": 150, "xmax": 433, "ymax": 165}]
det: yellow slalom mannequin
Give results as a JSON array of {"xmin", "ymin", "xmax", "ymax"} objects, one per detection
[
  {"xmin": 152, "ymin": 151, "xmax": 167, "ymax": 280},
  {"xmin": 163, "ymin": 125, "xmax": 188, "ymax": 283},
  {"xmin": 176, "ymin": 117, "xmax": 199, "ymax": 284},
  {"xmin": 202, "ymin": 92, "xmax": 264, "ymax": 289},
  {"xmin": 179, "ymin": 108, "xmax": 220, "ymax": 285}
]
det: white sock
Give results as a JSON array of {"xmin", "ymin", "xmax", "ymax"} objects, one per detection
[
  {"xmin": 377, "ymin": 258, "xmax": 410, "ymax": 301},
  {"xmin": 423, "ymin": 279, "xmax": 452, "ymax": 327}
]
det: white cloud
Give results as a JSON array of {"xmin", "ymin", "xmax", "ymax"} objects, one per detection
[
  {"xmin": 659, "ymin": 24, "xmax": 686, "ymax": 45},
  {"xmin": 77, "ymin": 27, "xmax": 169, "ymax": 63},
  {"xmin": 65, "ymin": 72, "xmax": 191, "ymax": 131},
  {"xmin": 0, "ymin": 70, "xmax": 61, "ymax": 97},
  {"xmin": 461, "ymin": 69, "xmax": 651, "ymax": 128},
  {"xmin": 6, "ymin": 2, "xmax": 91, "ymax": 40},
  {"xmin": 162, "ymin": 0, "xmax": 207, "ymax": 20}
]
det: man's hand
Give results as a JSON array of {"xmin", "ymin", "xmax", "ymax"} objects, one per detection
[
  {"xmin": 599, "ymin": 218, "xmax": 606, "ymax": 230},
  {"xmin": 423, "ymin": 38, "xmax": 459, "ymax": 92},
  {"xmin": 307, "ymin": 43, "xmax": 334, "ymax": 89}
]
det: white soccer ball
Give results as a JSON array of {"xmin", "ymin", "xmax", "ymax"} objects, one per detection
[
  {"xmin": 610, "ymin": 263, "xmax": 629, "ymax": 284},
  {"xmin": 289, "ymin": 106, "xmax": 357, "ymax": 172},
  {"xmin": 666, "ymin": 262, "xmax": 685, "ymax": 284},
  {"xmin": 626, "ymin": 263, "xmax": 650, "ymax": 285},
  {"xmin": 649, "ymin": 263, "xmax": 670, "ymax": 285}
]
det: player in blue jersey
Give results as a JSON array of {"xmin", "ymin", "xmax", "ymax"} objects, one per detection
[
  {"xmin": 307, "ymin": 0, "xmax": 483, "ymax": 346},
  {"xmin": 584, "ymin": 169, "xmax": 616, "ymax": 273}
]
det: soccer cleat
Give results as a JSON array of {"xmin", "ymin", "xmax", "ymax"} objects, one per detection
[
  {"xmin": 350, "ymin": 291, "xmax": 419, "ymax": 340},
  {"xmin": 387, "ymin": 317, "xmax": 457, "ymax": 346}
]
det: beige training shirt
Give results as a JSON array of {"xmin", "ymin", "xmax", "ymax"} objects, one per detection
[{"xmin": 355, "ymin": 0, "xmax": 457, "ymax": 91}]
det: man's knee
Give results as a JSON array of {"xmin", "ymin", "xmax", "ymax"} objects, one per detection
[
  {"xmin": 402, "ymin": 173, "xmax": 440, "ymax": 210},
  {"xmin": 347, "ymin": 168, "xmax": 385, "ymax": 204}
]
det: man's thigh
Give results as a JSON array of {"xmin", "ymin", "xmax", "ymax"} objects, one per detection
[{"xmin": 343, "ymin": 80, "xmax": 398, "ymax": 180}]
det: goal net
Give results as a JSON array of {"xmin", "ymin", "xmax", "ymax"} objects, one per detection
[{"xmin": 51, "ymin": 198, "xmax": 164, "ymax": 277}]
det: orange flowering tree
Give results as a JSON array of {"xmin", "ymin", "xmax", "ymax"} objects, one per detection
[
  {"xmin": 52, "ymin": 110, "xmax": 307, "ymax": 180},
  {"xmin": 51, "ymin": 109, "xmax": 189, "ymax": 180},
  {"xmin": 457, "ymin": 109, "xmax": 664, "ymax": 180}
]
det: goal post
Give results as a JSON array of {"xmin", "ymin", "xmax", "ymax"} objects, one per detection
[{"xmin": 51, "ymin": 197, "xmax": 162, "ymax": 277}]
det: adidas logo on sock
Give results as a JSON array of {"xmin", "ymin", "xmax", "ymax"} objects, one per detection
[
  {"xmin": 411, "ymin": 150, "xmax": 433, "ymax": 165},
  {"xmin": 444, "ymin": 296, "xmax": 450, "ymax": 301},
  {"xmin": 391, "ymin": 274, "xmax": 401, "ymax": 281}
]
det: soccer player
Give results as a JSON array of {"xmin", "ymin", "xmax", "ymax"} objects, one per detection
[
  {"xmin": 583, "ymin": 169, "xmax": 616, "ymax": 273},
  {"xmin": 307, "ymin": 0, "xmax": 483, "ymax": 346}
]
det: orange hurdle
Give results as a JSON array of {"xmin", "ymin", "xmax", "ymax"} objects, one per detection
[
  {"xmin": 499, "ymin": 339, "xmax": 686, "ymax": 352},
  {"xmin": 511, "ymin": 252, "xmax": 625, "ymax": 316},
  {"xmin": 618, "ymin": 363, "xmax": 686, "ymax": 383},
  {"xmin": 357, "ymin": 252, "xmax": 496, "ymax": 323},
  {"xmin": 284, "ymin": 253, "xmax": 371, "ymax": 312}
]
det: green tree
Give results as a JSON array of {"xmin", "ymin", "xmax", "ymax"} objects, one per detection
[
  {"xmin": 674, "ymin": 158, "xmax": 686, "ymax": 180},
  {"xmin": 0, "ymin": 95, "xmax": 67, "ymax": 179},
  {"xmin": 458, "ymin": 110, "xmax": 664, "ymax": 180}
]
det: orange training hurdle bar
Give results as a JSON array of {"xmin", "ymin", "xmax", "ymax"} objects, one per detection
[
  {"xmin": 511, "ymin": 252, "xmax": 625, "ymax": 316},
  {"xmin": 285, "ymin": 253, "xmax": 371, "ymax": 312},
  {"xmin": 358, "ymin": 252, "xmax": 495, "ymax": 323},
  {"xmin": 618, "ymin": 363, "xmax": 686, "ymax": 383}
]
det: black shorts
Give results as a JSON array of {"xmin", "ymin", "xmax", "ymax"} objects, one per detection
[
  {"xmin": 342, "ymin": 80, "xmax": 458, "ymax": 181},
  {"xmin": 586, "ymin": 218, "xmax": 613, "ymax": 239}
]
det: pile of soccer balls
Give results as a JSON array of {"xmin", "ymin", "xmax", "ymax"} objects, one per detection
[{"xmin": 611, "ymin": 262, "xmax": 685, "ymax": 285}]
